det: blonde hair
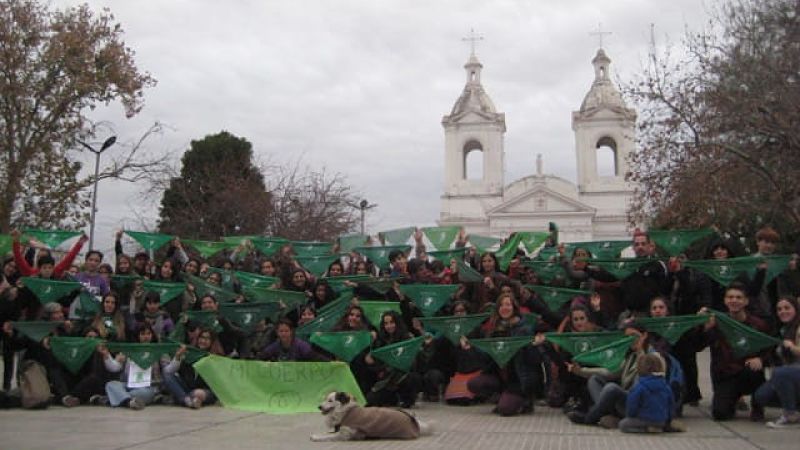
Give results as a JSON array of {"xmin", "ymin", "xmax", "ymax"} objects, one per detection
[{"xmin": 636, "ymin": 352, "xmax": 665, "ymax": 376}]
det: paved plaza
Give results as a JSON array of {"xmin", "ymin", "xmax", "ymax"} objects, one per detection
[{"xmin": 0, "ymin": 352, "xmax": 796, "ymax": 450}]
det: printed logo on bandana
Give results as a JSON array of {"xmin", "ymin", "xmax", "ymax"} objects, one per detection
[
  {"xmin": 736, "ymin": 336, "xmax": 748, "ymax": 347},
  {"xmin": 44, "ymin": 286, "xmax": 52, "ymax": 294},
  {"xmin": 344, "ymin": 336, "xmax": 355, "ymax": 346},
  {"xmin": 452, "ymin": 324, "xmax": 461, "ymax": 333},
  {"xmin": 578, "ymin": 341, "xmax": 591, "ymax": 353},
  {"xmin": 424, "ymin": 297, "xmax": 433, "ymax": 307},
  {"xmin": 393, "ymin": 347, "xmax": 405, "ymax": 357},
  {"xmin": 495, "ymin": 341, "xmax": 506, "ymax": 352},
  {"xmin": 242, "ymin": 313, "xmax": 253, "ymax": 324},
  {"xmin": 70, "ymin": 347, "xmax": 79, "ymax": 358},
  {"xmin": 719, "ymin": 266, "xmax": 730, "ymax": 275}
]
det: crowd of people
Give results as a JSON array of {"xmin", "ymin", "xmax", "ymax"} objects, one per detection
[{"xmin": 0, "ymin": 225, "xmax": 798, "ymax": 433}]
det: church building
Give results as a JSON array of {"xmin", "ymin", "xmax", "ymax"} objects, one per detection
[{"xmin": 438, "ymin": 47, "xmax": 637, "ymax": 242}]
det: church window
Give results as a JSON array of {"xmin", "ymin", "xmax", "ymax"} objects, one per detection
[
  {"xmin": 596, "ymin": 136, "xmax": 617, "ymax": 177},
  {"xmin": 463, "ymin": 140, "xmax": 484, "ymax": 180}
]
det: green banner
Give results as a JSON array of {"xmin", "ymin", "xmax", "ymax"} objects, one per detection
[
  {"xmin": 568, "ymin": 240, "xmax": 631, "ymax": 260},
  {"xmin": 244, "ymin": 287, "xmax": 308, "ymax": 310},
  {"xmin": 521, "ymin": 260, "xmax": 565, "ymax": 283},
  {"xmin": 544, "ymin": 331, "xmax": 626, "ymax": 355},
  {"xmin": 422, "ymin": 226, "xmax": 461, "ymax": 251},
  {"xmin": 714, "ymin": 313, "xmax": 781, "ymax": 358},
  {"xmin": 455, "ymin": 260, "xmax": 483, "ymax": 282},
  {"xmin": 467, "ymin": 234, "xmax": 502, "ymax": 253},
  {"xmin": 142, "ymin": 280, "xmax": 186, "ymax": 305},
  {"xmin": 526, "ymin": 285, "xmax": 591, "ymax": 311},
  {"xmin": 294, "ymin": 255, "xmax": 340, "ymax": 277},
  {"xmin": 649, "ymin": 229, "xmax": 715, "ymax": 256},
  {"xmin": 427, "ymin": 247, "xmax": 467, "ymax": 264},
  {"xmin": 634, "ymin": 315, "xmax": 709, "ymax": 344},
  {"xmin": 296, "ymin": 300, "xmax": 350, "ymax": 338},
  {"xmin": 50, "ymin": 336, "xmax": 102, "ymax": 374},
  {"xmin": 291, "ymin": 241, "xmax": 333, "ymax": 258},
  {"xmin": 419, "ymin": 313, "xmax": 491, "ymax": 345},
  {"xmin": 359, "ymin": 301, "xmax": 402, "ymax": 327},
  {"xmin": 470, "ymin": 335, "xmax": 533, "ymax": 366},
  {"xmin": 354, "ymin": 245, "xmax": 411, "ymax": 272},
  {"xmin": 379, "ymin": 227, "xmax": 415, "ymax": 246},
  {"xmin": 684, "ymin": 255, "xmax": 791, "ymax": 287},
  {"xmin": 22, "ymin": 229, "xmax": 82, "ymax": 248},
  {"xmin": 591, "ymin": 259, "xmax": 654, "ymax": 280},
  {"xmin": 234, "ymin": 271, "xmax": 279, "ymax": 289},
  {"xmin": 186, "ymin": 274, "xmax": 239, "ymax": 303},
  {"xmin": 219, "ymin": 302, "xmax": 282, "ymax": 332},
  {"xmin": 338, "ymin": 234, "xmax": 368, "ymax": 253},
  {"xmin": 11, "ymin": 321, "xmax": 63, "ymax": 342},
  {"xmin": 125, "ymin": 230, "xmax": 174, "ymax": 252},
  {"xmin": 20, "ymin": 277, "xmax": 80, "ymax": 303},
  {"xmin": 310, "ymin": 331, "xmax": 372, "ymax": 362},
  {"xmin": 250, "ymin": 237, "xmax": 288, "ymax": 256},
  {"xmin": 573, "ymin": 336, "xmax": 636, "ymax": 371},
  {"xmin": 184, "ymin": 240, "xmax": 234, "ymax": 258},
  {"xmin": 106, "ymin": 342, "xmax": 179, "ymax": 369},
  {"xmin": 370, "ymin": 336, "xmax": 425, "ymax": 372},
  {"xmin": 193, "ymin": 357, "xmax": 366, "ymax": 413},
  {"xmin": 399, "ymin": 284, "xmax": 459, "ymax": 316}
]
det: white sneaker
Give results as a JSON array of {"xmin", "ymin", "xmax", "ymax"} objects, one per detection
[
  {"xmin": 129, "ymin": 397, "xmax": 146, "ymax": 410},
  {"xmin": 767, "ymin": 412, "xmax": 800, "ymax": 429}
]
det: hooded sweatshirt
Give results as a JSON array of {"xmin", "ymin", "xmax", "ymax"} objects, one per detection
[{"xmin": 625, "ymin": 374, "xmax": 673, "ymax": 424}]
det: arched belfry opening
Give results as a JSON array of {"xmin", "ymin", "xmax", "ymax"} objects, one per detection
[
  {"xmin": 595, "ymin": 136, "xmax": 618, "ymax": 177},
  {"xmin": 463, "ymin": 140, "xmax": 484, "ymax": 180}
]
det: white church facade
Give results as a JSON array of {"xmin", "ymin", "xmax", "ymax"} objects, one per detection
[{"xmin": 438, "ymin": 48, "xmax": 637, "ymax": 242}]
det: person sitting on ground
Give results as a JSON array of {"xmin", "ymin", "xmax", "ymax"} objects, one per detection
[{"xmin": 619, "ymin": 352, "xmax": 675, "ymax": 433}]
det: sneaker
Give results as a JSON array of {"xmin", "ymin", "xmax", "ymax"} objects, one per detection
[
  {"xmin": 566, "ymin": 410, "xmax": 587, "ymax": 425},
  {"xmin": 183, "ymin": 396, "xmax": 194, "ymax": 408},
  {"xmin": 88, "ymin": 395, "xmax": 108, "ymax": 406},
  {"xmin": 61, "ymin": 395, "xmax": 80, "ymax": 408},
  {"xmin": 767, "ymin": 412, "xmax": 800, "ymax": 429},
  {"xmin": 129, "ymin": 397, "xmax": 146, "ymax": 410},
  {"xmin": 191, "ymin": 397, "xmax": 203, "ymax": 409},
  {"xmin": 646, "ymin": 426, "xmax": 664, "ymax": 433},
  {"xmin": 598, "ymin": 415, "xmax": 620, "ymax": 429},
  {"xmin": 736, "ymin": 398, "xmax": 749, "ymax": 412},
  {"xmin": 665, "ymin": 419, "xmax": 687, "ymax": 432}
]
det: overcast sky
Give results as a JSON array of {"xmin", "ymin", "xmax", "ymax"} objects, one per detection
[{"xmin": 52, "ymin": 0, "xmax": 711, "ymax": 254}]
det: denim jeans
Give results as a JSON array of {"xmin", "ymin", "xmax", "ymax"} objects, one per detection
[
  {"xmin": 586, "ymin": 375, "xmax": 627, "ymax": 424},
  {"xmin": 105, "ymin": 380, "xmax": 158, "ymax": 407},
  {"xmin": 754, "ymin": 365, "xmax": 800, "ymax": 413}
]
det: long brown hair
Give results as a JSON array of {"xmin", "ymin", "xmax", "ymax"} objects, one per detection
[{"xmin": 91, "ymin": 292, "xmax": 126, "ymax": 341}]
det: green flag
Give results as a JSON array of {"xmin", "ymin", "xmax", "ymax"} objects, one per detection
[
  {"xmin": 125, "ymin": 231, "xmax": 174, "ymax": 252},
  {"xmin": 11, "ymin": 321, "xmax": 63, "ymax": 342},
  {"xmin": 183, "ymin": 311, "xmax": 222, "ymax": 332},
  {"xmin": 233, "ymin": 271, "xmax": 278, "ymax": 289},
  {"xmin": 296, "ymin": 301, "xmax": 350, "ymax": 338},
  {"xmin": 110, "ymin": 274, "xmax": 141, "ymax": 292},
  {"xmin": 186, "ymin": 274, "xmax": 239, "ymax": 303},
  {"xmin": 222, "ymin": 235, "xmax": 261, "ymax": 245},
  {"xmin": 419, "ymin": 312, "xmax": 491, "ymax": 345},
  {"xmin": 310, "ymin": 331, "xmax": 372, "ymax": 362},
  {"xmin": 379, "ymin": 227, "xmax": 415, "ymax": 246},
  {"xmin": 714, "ymin": 313, "xmax": 781, "ymax": 358},
  {"xmin": 455, "ymin": 260, "xmax": 483, "ymax": 282},
  {"xmin": 354, "ymin": 245, "xmax": 411, "ymax": 272},
  {"xmin": 422, "ymin": 226, "xmax": 461, "ymax": 251},
  {"xmin": 50, "ymin": 336, "xmax": 102, "ymax": 374},
  {"xmin": 20, "ymin": 277, "xmax": 80, "ymax": 303},
  {"xmin": 294, "ymin": 255, "xmax": 340, "ymax": 277},
  {"xmin": 573, "ymin": 336, "xmax": 636, "ymax": 371},
  {"xmin": 544, "ymin": 331, "xmax": 626, "ymax": 355},
  {"xmin": 522, "ymin": 260, "xmax": 566, "ymax": 283},
  {"xmin": 356, "ymin": 277, "xmax": 401, "ymax": 295},
  {"xmin": 21, "ymin": 229, "xmax": 82, "ymax": 248},
  {"xmin": 322, "ymin": 275, "xmax": 373, "ymax": 294},
  {"xmin": 142, "ymin": 280, "xmax": 186, "ymax": 305},
  {"xmin": 370, "ymin": 336, "xmax": 425, "ymax": 372},
  {"xmin": 244, "ymin": 287, "xmax": 308, "ymax": 310},
  {"xmin": 399, "ymin": 284, "xmax": 459, "ymax": 316},
  {"xmin": 77, "ymin": 291, "xmax": 100, "ymax": 318},
  {"xmin": 219, "ymin": 302, "xmax": 282, "ymax": 332},
  {"xmin": 649, "ymin": 229, "xmax": 715, "ymax": 256},
  {"xmin": 467, "ymin": 234, "xmax": 502, "ymax": 253},
  {"xmin": 684, "ymin": 255, "xmax": 791, "ymax": 287},
  {"xmin": 184, "ymin": 240, "xmax": 234, "ymax": 258},
  {"xmin": 359, "ymin": 301, "xmax": 402, "ymax": 327},
  {"xmin": 569, "ymin": 240, "xmax": 630, "ymax": 260},
  {"xmin": 634, "ymin": 315, "xmax": 709, "ymax": 344},
  {"xmin": 470, "ymin": 335, "xmax": 533, "ymax": 366},
  {"xmin": 106, "ymin": 342, "xmax": 179, "ymax": 369},
  {"xmin": 183, "ymin": 345, "xmax": 210, "ymax": 365},
  {"xmin": 291, "ymin": 241, "xmax": 333, "ymax": 258},
  {"xmin": 338, "ymin": 234, "xmax": 368, "ymax": 253},
  {"xmin": 495, "ymin": 234, "xmax": 523, "ymax": 271},
  {"xmin": 591, "ymin": 259, "xmax": 654, "ymax": 280},
  {"xmin": 193, "ymin": 358, "xmax": 366, "ymax": 413},
  {"xmin": 526, "ymin": 285, "xmax": 591, "ymax": 311},
  {"xmin": 250, "ymin": 237, "xmax": 288, "ymax": 256},
  {"xmin": 427, "ymin": 247, "xmax": 467, "ymax": 263},
  {"xmin": 0, "ymin": 234, "xmax": 12, "ymax": 255}
]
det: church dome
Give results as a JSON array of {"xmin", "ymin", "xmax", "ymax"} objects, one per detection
[
  {"xmin": 444, "ymin": 53, "xmax": 503, "ymax": 123},
  {"xmin": 579, "ymin": 49, "xmax": 628, "ymax": 113}
]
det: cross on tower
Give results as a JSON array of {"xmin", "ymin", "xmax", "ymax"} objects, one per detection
[
  {"xmin": 462, "ymin": 28, "xmax": 484, "ymax": 56},
  {"xmin": 589, "ymin": 22, "xmax": 612, "ymax": 49}
]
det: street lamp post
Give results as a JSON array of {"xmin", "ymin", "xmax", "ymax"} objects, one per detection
[
  {"xmin": 80, "ymin": 136, "xmax": 117, "ymax": 250},
  {"xmin": 351, "ymin": 199, "xmax": 377, "ymax": 236}
]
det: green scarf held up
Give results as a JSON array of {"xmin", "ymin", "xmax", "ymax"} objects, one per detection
[
  {"xmin": 634, "ymin": 315, "xmax": 709, "ymax": 344},
  {"xmin": 186, "ymin": 274, "xmax": 239, "ymax": 303},
  {"xmin": 244, "ymin": 287, "xmax": 307, "ymax": 310},
  {"xmin": 233, "ymin": 271, "xmax": 278, "ymax": 289},
  {"xmin": 183, "ymin": 310, "xmax": 222, "ymax": 333},
  {"xmin": 309, "ymin": 331, "xmax": 372, "ymax": 362},
  {"xmin": 379, "ymin": 227, "xmax": 416, "ymax": 246},
  {"xmin": 249, "ymin": 237, "xmax": 288, "ymax": 256},
  {"xmin": 370, "ymin": 336, "xmax": 425, "ymax": 372},
  {"xmin": 356, "ymin": 277, "xmax": 401, "ymax": 295},
  {"xmin": 142, "ymin": 280, "xmax": 186, "ymax": 305},
  {"xmin": 106, "ymin": 342, "xmax": 179, "ymax": 369},
  {"xmin": 496, "ymin": 232, "xmax": 550, "ymax": 271},
  {"xmin": 0, "ymin": 234, "xmax": 12, "ymax": 255},
  {"xmin": 543, "ymin": 331, "xmax": 626, "ymax": 355},
  {"xmin": 455, "ymin": 260, "xmax": 483, "ymax": 283},
  {"xmin": 713, "ymin": 313, "xmax": 781, "ymax": 358},
  {"xmin": 291, "ymin": 241, "xmax": 333, "ymax": 258},
  {"xmin": 322, "ymin": 275, "xmax": 373, "ymax": 294},
  {"xmin": 573, "ymin": 336, "xmax": 636, "ymax": 371},
  {"xmin": 399, "ymin": 284, "xmax": 459, "ymax": 317},
  {"xmin": 521, "ymin": 260, "xmax": 565, "ymax": 283},
  {"xmin": 353, "ymin": 245, "xmax": 411, "ymax": 272},
  {"xmin": 20, "ymin": 277, "xmax": 80, "ymax": 303},
  {"xmin": 111, "ymin": 274, "xmax": 141, "ymax": 292},
  {"xmin": 22, "ymin": 229, "xmax": 82, "ymax": 248},
  {"xmin": 467, "ymin": 234, "xmax": 502, "ymax": 253},
  {"xmin": 684, "ymin": 255, "xmax": 792, "ymax": 287},
  {"xmin": 50, "ymin": 336, "xmax": 103, "ymax": 374},
  {"xmin": 218, "ymin": 302, "xmax": 281, "ymax": 332},
  {"xmin": 125, "ymin": 231, "xmax": 174, "ymax": 252},
  {"xmin": 183, "ymin": 240, "xmax": 234, "ymax": 258},
  {"xmin": 294, "ymin": 255, "xmax": 340, "ymax": 277},
  {"xmin": 568, "ymin": 240, "xmax": 631, "ymax": 260},
  {"xmin": 427, "ymin": 247, "xmax": 467, "ymax": 264},
  {"xmin": 338, "ymin": 234, "xmax": 368, "ymax": 253},
  {"xmin": 419, "ymin": 313, "xmax": 491, "ymax": 345},
  {"xmin": 470, "ymin": 335, "xmax": 533, "ymax": 366},
  {"xmin": 296, "ymin": 300, "xmax": 350, "ymax": 338},
  {"xmin": 421, "ymin": 226, "xmax": 461, "ymax": 251},
  {"xmin": 359, "ymin": 301, "xmax": 402, "ymax": 327},
  {"xmin": 164, "ymin": 339, "xmax": 210, "ymax": 365},
  {"xmin": 648, "ymin": 229, "xmax": 715, "ymax": 256},
  {"xmin": 77, "ymin": 292, "xmax": 100, "ymax": 318},
  {"xmin": 526, "ymin": 285, "xmax": 591, "ymax": 311},
  {"xmin": 11, "ymin": 321, "xmax": 63, "ymax": 342},
  {"xmin": 222, "ymin": 235, "xmax": 260, "ymax": 245},
  {"xmin": 590, "ymin": 259, "xmax": 655, "ymax": 280}
]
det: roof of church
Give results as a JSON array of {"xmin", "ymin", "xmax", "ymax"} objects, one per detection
[
  {"xmin": 579, "ymin": 49, "xmax": 628, "ymax": 113},
  {"xmin": 443, "ymin": 54, "xmax": 503, "ymax": 123}
]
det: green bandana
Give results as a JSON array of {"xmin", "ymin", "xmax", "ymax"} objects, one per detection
[
  {"xmin": 142, "ymin": 280, "xmax": 186, "ymax": 305},
  {"xmin": 0, "ymin": 234, "xmax": 12, "ymax": 255},
  {"xmin": 294, "ymin": 255, "xmax": 340, "ymax": 277},
  {"xmin": 22, "ymin": 229, "xmax": 82, "ymax": 248},
  {"xmin": 467, "ymin": 234, "xmax": 502, "ymax": 253},
  {"xmin": 106, "ymin": 342, "xmax": 179, "ymax": 369},
  {"xmin": 50, "ymin": 336, "xmax": 102, "ymax": 374},
  {"xmin": 649, "ymin": 229, "xmax": 715, "ymax": 256},
  {"xmin": 379, "ymin": 227, "xmax": 416, "ymax": 246},
  {"xmin": 422, "ymin": 226, "xmax": 461, "ymax": 251},
  {"xmin": 338, "ymin": 234, "xmax": 368, "ymax": 253},
  {"xmin": 634, "ymin": 315, "xmax": 709, "ymax": 344},
  {"xmin": 164, "ymin": 338, "xmax": 210, "ymax": 365},
  {"xmin": 249, "ymin": 237, "xmax": 288, "ymax": 256},
  {"xmin": 291, "ymin": 241, "xmax": 333, "ymax": 258},
  {"xmin": 182, "ymin": 310, "xmax": 222, "ymax": 333},
  {"xmin": 370, "ymin": 336, "xmax": 425, "ymax": 372},
  {"xmin": 354, "ymin": 277, "xmax": 401, "ymax": 295},
  {"xmin": 359, "ymin": 301, "xmax": 403, "ymax": 327},
  {"xmin": 684, "ymin": 255, "xmax": 791, "ymax": 287},
  {"xmin": 591, "ymin": 259, "xmax": 655, "ymax": 280},
  {"xmin": 399, "ymin": 284, "xmax": 459, "ymax": 316},
  {"xmin": 222, "ymin": 235, "xmax": 261, "ymax": 245},
  {"xmin": 186, "ymin": 274, "xmax": 239, "ymax": 303},
  {"xmin": 522, "ymin": 260, "xmax": 565, "ymax": 283},
  {"xmin": 218, "ymin": 302, "xmax": 281, "ymax": 332},
  {"xmin": 470, "ymin": 335, "xmax": 533, "ymax": 366},
  {"xmin": 713, "ymin": 313, "xmax": 781, "ymax": 358},
  {"xmin": 354, "ymin": 245, "xmax": 411, "ymax": 272},
  {"xmin": 244, "ymin": 287, "xmax": 308, "ymax": 310},
  {"xmin": 77, "ymin": 292, "xmax": 100, "ymax": 318},
  {"xmin": 125, "ymin": 231, "xmax": 174, "ymax": 252},
  {"xmin": 233, "ymin": 271, "xmax": 279, "ymax": 289},
  {"xmin": 544, "ymin": 331, "xmax": 626, "ymax": 355},
  {"xmin": 573, "ymin": 336, "xmax": 636, "ymax": 371},
  {"xmin": 568, "ymin": 240, "xmax": 631, "ymax": 260},
  {"xmin": 111, "ymin": 274, "xmax": 141, "ymax": 292},
  {"xmin": 183, "ymin": 240, "xmax": 234, "ymax": 258},
  {"xmin": 526, "ymin": 285, "xmax": 591, "ymax": 311},
  {"xmin": 20, "ymin": 277, "xmax": 80, "ymax": 303},
  {"xmin": 322, "ymin": 275, "xmax": 373, "ymax": 294},
  {"xmin": 455, "ymin": 260, "xmax": 483, "ymax": 282},
  {"xmin": 296, "ymin": 300, "xmax": 350, "ymax": 338},
  {"xmin": 12, "ymin": 321, "xmax": 63, "ymax": 342},
  {"xmin": 310, "ymin": 331, "xmax": 372, "ymax": 362},
  {"xmin": 419, "ymin": 313, "xmax": 491, "ymax": 345},
  {"xmin": 427, "ymin": 247, "xmax": 467, "ymax": 263}
]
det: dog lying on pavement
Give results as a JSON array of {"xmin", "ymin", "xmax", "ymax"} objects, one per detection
[{"xmin": 310, "ymin": 391, "xmax": 433, "ymax": 441}]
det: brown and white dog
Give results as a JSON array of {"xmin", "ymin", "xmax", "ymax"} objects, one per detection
[{"xmin": 310, "ymin": 392, "xmax": 433, "ymax": 441}]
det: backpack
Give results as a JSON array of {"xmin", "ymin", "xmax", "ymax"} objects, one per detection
[{"xmin": 18, "ymin": 360, "xmax": 51, "ymax": 409}]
